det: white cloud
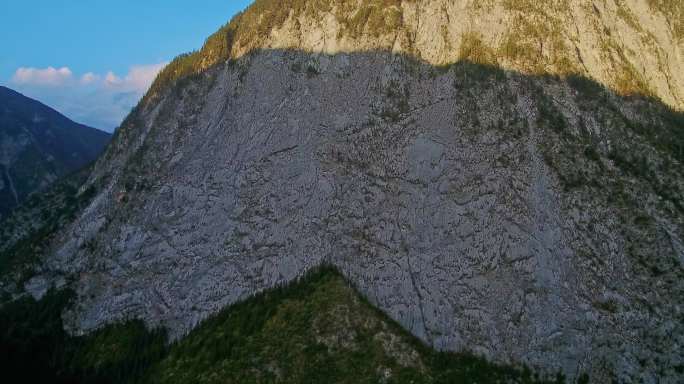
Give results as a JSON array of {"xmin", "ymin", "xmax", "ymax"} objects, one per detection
[
  {"xmin": 80, "ymin": 72, "xmax": 99, "ymax": 84},
  {"xmin": 104, "ymin": 71, "xmax": 122, "ymax": 87},
  {"xmin": 7, "ymin": 63, "xmax": 167, "ymax": 131},
  {"xmin": 122, "ymin": 63, "xmax": 166, "ymax": 90},
  {"xmin": 12, "ymin": 66, "xmax": 73, "ymax": 86}
]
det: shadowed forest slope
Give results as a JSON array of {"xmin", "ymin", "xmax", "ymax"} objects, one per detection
[{"xmin": 0, "ymin": 267, "xmax": 566, "ymax": 384}]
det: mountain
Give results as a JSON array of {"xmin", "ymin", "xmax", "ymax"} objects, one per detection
[
  {"xmin": 3, "ymin": 0, "xmax": 683, "ymax": 382},
  {"xmin": 0, "ymin": 86, "xmax": 110, "ymax": 220}
]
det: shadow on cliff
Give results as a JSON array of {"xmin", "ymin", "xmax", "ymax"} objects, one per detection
[{"xmin": 108, "ymin": 48, "xmax": 683, "ymax": 176}]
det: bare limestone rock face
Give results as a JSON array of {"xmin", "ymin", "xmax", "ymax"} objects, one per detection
[{"xmin": 15, "ymin": 1, "xmax": 684, "ymax": 382}]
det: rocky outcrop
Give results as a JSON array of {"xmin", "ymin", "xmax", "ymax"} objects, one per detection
[{"xmin": 14, "ymin": 1, "xmax": 684, "ymax": 382}]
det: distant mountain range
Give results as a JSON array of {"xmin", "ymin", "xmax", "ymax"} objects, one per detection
[{"xmin": 0, "ymin": 86, "xmax": 110, "ymax": 220}]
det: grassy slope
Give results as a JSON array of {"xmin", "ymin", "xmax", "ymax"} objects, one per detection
[{"xmin": 0, "ymin": 267, "xmax": 565, "ymax": 384}]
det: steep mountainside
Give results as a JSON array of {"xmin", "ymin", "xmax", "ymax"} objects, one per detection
[
  {"xmin": 0, "ymin": 86, "xmax": 110, "ymax": 220},
  {"xmin": 5, "ymin": 0, "xmax": 683, "ymax": 382}
]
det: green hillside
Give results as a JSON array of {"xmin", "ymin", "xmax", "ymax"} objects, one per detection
[{"xmin": 0, "ymin": 267, "xmax": 568, "ymax": 383}]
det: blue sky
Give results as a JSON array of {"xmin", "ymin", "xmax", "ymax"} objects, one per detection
[{"xmin": 0, "ymin": 0, "xmax": 253, "ymax": 131}]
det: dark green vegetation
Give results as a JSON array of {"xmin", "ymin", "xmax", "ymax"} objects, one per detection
[
  {"xmin": 0, "ymin": 289, "xmax": 166, "ymax": 384},
  {"xmin": 0, "ymin": 86, "xmax": 110, "ymax": 219},
  {"xmin": 0, "ymin": 268, "xmax": 563, "ymax": 383},
  {"xmin": 0, "ymin": 168, "xmax": 96, "ymax": 280}
]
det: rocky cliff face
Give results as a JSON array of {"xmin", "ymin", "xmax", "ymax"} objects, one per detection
[{"xmin": 14, "ymin": 0, "xmax": 684, "ymax": 382}]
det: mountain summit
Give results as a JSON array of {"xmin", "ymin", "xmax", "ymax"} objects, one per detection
[
  {"xmin": 146, "ymin": 0, "xmax": 683, "ymax": 109},
  {"xmin": 5, "ymin": 1, "xmax": 683, "ymax": 382}
]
